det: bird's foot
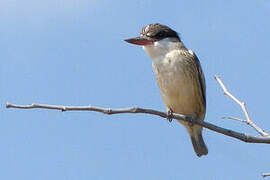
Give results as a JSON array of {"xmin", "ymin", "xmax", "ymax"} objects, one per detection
[
  {"xmin": 187, "ymin": 114, "xmax": 197, "ymax": 127},
  {"xmin": 167, "ymin": 109, "xmax": 173, "ymax": 122}
]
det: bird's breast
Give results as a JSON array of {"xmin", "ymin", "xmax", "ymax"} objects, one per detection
[{"xmin": 152, "ymin": 54, "xmax": 204, "ymax": 118}]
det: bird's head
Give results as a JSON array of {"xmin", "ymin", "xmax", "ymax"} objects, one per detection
[
  {"xmin": 124, "ymin": 23, "xmax": 180, "ymax": 46},
  {"xmin": 125, "ymin": 23, "xmax": 181, "ymax": 60}
]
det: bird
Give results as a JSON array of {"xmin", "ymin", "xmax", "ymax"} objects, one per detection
[{"xmin": 124, "ymin": 23, "xmax": 208, "ymax": 157}]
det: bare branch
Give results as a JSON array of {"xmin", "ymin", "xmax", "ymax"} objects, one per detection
[
  {"xmin": 5, "ymin": 102, "xmax": 270, "ymax": 144},
  {"xmin": 262, "ymin": 173, "xmax": 270, "ymax": 178},
  {"xmin": 215, "ymin": 75, "xmax": 269, "ymax": 136},
  {"xmin": 6, "ymin": 75, "xmax": 270, "ymax": 176}
]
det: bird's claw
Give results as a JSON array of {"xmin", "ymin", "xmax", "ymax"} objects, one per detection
[
  {"xmin": 167, "ymin": 109, "xmax": 173, "ymax": 122},
  {"xmin": 187, "ymin": 114, "xmax": 197, "ymax": 127},
  {"xmin": 187, "ymin": 116, "xmax": 194, "ymax": 127}
]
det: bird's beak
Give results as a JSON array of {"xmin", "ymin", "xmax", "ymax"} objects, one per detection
[{"xmin": 124, "ymin": 37, "xmax": 154, "ymax": 46}]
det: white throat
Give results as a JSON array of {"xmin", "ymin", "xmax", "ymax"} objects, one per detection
[{"xmin": 142, "ymin": 37, "xmax": 184, "ymax": 63}]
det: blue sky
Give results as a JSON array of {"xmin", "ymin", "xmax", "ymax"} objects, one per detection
[{"xmin": 1, "ymin": 0, "xmax": 270, "ymax": 179}]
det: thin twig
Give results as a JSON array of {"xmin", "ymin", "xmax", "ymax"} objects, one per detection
[
  {"xmin": 215, "ymin": 75, "xmax": 269, "ymax": 136},
  {"xmin": 222, "ymin": 116, "xmax": 247, "ymax": 123},
  {"xmin": 6, "ymin": 102, "xmax": 270, "ymax": 144},
  {"xmin": 262, "ymin": 173, "xmax": 270, "ymax": 178}
]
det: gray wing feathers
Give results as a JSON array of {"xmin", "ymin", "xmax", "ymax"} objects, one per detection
[{"xmin": 188, "ymin": 50, "xmax": 206, "ymax": 107}]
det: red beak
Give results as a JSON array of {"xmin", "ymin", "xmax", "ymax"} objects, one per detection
[{"xmin": 124, "ymin": 37, "xmax": 154, "ymax": 46}]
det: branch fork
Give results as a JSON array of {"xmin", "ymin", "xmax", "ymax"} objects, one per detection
[{"xmin": 215, "ymin": 75, "xmax": 268, "ymax": 137}]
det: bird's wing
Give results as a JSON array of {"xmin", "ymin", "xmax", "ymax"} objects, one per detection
[{"xmin": 188, "ymin": 49, "xmax": 206, "ymax": 107}]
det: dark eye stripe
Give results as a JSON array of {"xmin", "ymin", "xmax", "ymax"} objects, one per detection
[{"xmin": 155, "ymin": 31, "xmax": 165, "ymax": 38}]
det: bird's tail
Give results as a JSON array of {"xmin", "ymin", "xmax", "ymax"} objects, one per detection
[{"xmin": 188, "ymin": 125, "xmax": 208, "ymax": 157}]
